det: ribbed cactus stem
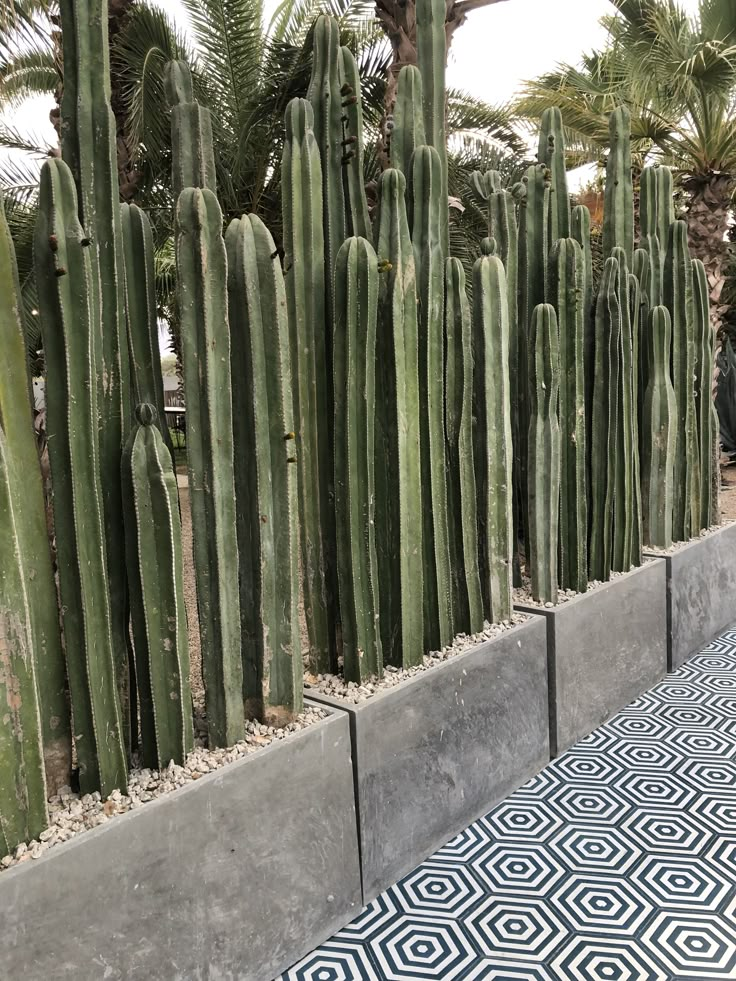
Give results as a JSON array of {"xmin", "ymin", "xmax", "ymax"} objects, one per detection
[
  {"xmin": 445, "ymin": 257, "xmax": 483, "ymax": 634},
  {"xmin": 639, "ymin": 166, "xmax": 673, "ymax": 308},
  {"xmin": 35, "ymin": 158, "xmax": 127, "ymax": 795},
  {"xmin": 473, "ymin": 254, "xmax": 514, "ymax": 622},
  {"xmin": 416, "ymin": 0, "xmax": 449, "ymax": 257},
  {"xmin": 527, "ymin": 303, "xmax": 561, "ymax": 604},
  {"xmin": 282, "ymin": 98, "xmax": 335, "ymax": 673},
  {"xmin": 122, "ymin": 404, "xmax": 193, "ymax": 767},
  {"xmin": 333, "ymin": 236, "xmax": 383, "ymax": 681},
  {"xmin": 227, "ymin": 214, "xmax": 303, "ymax": 722},
  {"xmin": 0, "ymin": 191, "xmax": 70, "ymax": 793},
  {"xmin": 629, "ymin": 270, "xmax": 643, "ymax": 567},
  {"xmin": 571, "ymin": 205, "xmax": 594, "ymax": 420},
  {"xmin": 641, "ymin": 307, "xmax": 677, "ymax": 548},
  {"xmin": 538, "ymin": 107, "xmax": 570, "ymax": 241},
  {"xmin": 164, "ymin": 60, "xmax": 217, "ymax": 197},
  {"xmin": 375, "ymin": 168, "xmax": 424, "ymax": 667},
  {"xmin": 610, "ymin": 247, "xmax": 637, "ymax": 571},
  {"xmin": 469, "ymin": 170, "xmax": 503, "ymax": 236},
  {"xmin": 175, "ymin": 187, "xmax": 243, "ymax": 747},
  {"xmin": 603, "ymin": 107, "xmax": 634, "ymax": 266},
  {"xmin": 410, "ymin": 145, "xmax": 453, "ymax": 649},
  {"xmin": 339, "ymin": 46, "xmax": 371, "ymax": 241},
  {"xmin": 693, "ymin": 258, "xmax": 714, "ymax": 532},
  {"xmin": 391, "ymin": 66, "xmax": 426, "ymax": 176},
  {"xmin": 548, "ymin": 238, "xmax": 587, "ymax": 591}
]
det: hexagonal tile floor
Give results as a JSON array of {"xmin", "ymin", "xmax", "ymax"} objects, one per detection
[{"xmin": 279, "ymin": 628, "xmax": 736, "ymax": 980}]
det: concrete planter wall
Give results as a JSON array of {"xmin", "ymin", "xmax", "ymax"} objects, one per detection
[
  {"xmin": 308, "ymin": 617, "xmax": 549, "ymax": 904},
  {"xmin": 0, "ymin": 704, "xmax": 360, "ymax": 981},
  {"xmin": 516, "ymin": 559, "xmax": 668, "ymax": 757},
  {"xmin": 645, "ymin": 522, "xmax": 736, "ymax": 671}
]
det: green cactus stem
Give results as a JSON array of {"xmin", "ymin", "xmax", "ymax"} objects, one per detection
[
  {"xmin": 122, "ymin": 404, "xmax": 193, "ymax": 767},
  {"xmin": 538, "ymin": 107, "xmax": 570, "ymax": 241},
  {"xmin": 603, "ymin": 106, "xmax": 634, "ymax": 266},
  {"xmin": 227, "ymin": 214, "xmax": 303, "ymax": 722},
  {"xmin": 527, "ymin": 303, "xmax": 561, "ymax": 605},
  {"xmin": 610, "ymin": 247, "xmax": 637, "ymax": 572},
  {"xmin": 338, "ymin": 46, "xmax": 371, "ymax": 241},
  {"xmin": 641, "ymin": 307, "xmax": 677, "ymax": 549},
  {"xmin": 176, "ymin": 186, "xmax": 244, "ymax": 747},
  {"xmin": 164, "ymin": 60, "xmax": 217, "ymax": 198},
  {"xmin": 391, "ymin": 66, "xmax": 426, "ymax": 177},
  {"xmin": 416, "ymin": 0, "xmax": 449, "ymax": 257},
  {"xmin": 0, "ymin": 191, "xmax": 70, "ymax": 793},
  {"xmin": 35, "ymin": 157, "xmax": 127, "ymax": 795},
  {"xmin": 333, "ymin": 236, "xmax": 383, "ymax": 681},
  {"xmin": 375, "ymin": 168, "xmax": 424, "ymax": 667},
  {"xmin": 571, "ymin": 204, "xmax": 594, "ymax": 421},
  {"xmin": 693, "ymin": 258, "xmax": 714, "ymax": 532}
]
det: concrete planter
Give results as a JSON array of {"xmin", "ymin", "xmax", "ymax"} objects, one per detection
[
  {"xmin": 0, "ymin": 704, "xmax": 361, "ymax": 981},
  {"xmin": 308, "ymin": 617, "xmax": 549, "ymax": 904},
  {"xmin": 516, "ymin": 560, "xmax": 668, "ymax": 757},
  {"xmin": 645, "ymin": 522, "xmax": 736, "ymax": 671}
]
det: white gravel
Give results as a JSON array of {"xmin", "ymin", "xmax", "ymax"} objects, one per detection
[
  {"xmin": 305, "ymin": 615, "xmax": 528, "ymax": 704},
  {"xmin": 513, "ymin": 565, "xmax": 642, "ymax": 608},
  {"xmin": 0, "ymin": 706, "xmax": 326, "ymax": 873},
  {"xmin": 645, "ymin": 520, "xmax": 734, "ymax": 555}
]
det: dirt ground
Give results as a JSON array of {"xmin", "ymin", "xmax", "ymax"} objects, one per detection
[{"xmin": 721, "ymin": 461, "xmax": 736, "ymax": 521}]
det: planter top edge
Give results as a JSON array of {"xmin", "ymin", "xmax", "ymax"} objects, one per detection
[
  {"xmin": 514, "ymin": 558, "xmax": 666, "ymax": 616},
  {"xmin": 643, "ymin": 520, "xmax": 736, "ymax": 559}
]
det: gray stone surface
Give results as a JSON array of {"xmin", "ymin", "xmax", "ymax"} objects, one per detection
[
  {"xmin": 0, "ymin": 705, "xmax": 360, "ymax": 981},
  {"xmin": 647, "ymin": 523, "xmax": 736, "ymax": 671},
  {"xmin": 516, "ymin": 561, "xmax": 668, "ymax": 757},
  {"xmin": 309, "ymin": 617, "xmax": 549, "ymax": 904}
]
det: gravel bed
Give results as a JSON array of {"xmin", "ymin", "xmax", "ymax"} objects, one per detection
[
  {"xmin": 513, "ymin": 565, "xmax": 642, "ymax": 609},
  {"xmin": 305, "ymin": 615, "xmax": 527, "ymax": 704},
  {"xmin": 0, "ymin": 706, "xmax": 326, "ymax": 873},
  {"xmin": 644, "ymin": 520, "xmax": 735, "ymax": 556}
]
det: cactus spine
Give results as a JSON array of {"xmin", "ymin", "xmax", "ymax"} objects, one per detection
[
  {"xmin": 176, "ymin": 187, "xmax": 243, "ymax": 747},
  {"xmin": 0, "ymin": 192, "xmax": 71, "ymax": 792},
  {"xmin": 375, "ymin": 169, "xmax": 424, "ymax": 666},
  {"xmin": 339, "ymin": 46, "xmax": 371, "ymax": 241},
  {"xmin": 527, "ymin": 303, "xmax": 561, "ymax": 604},
  {"xmin": 603, "ymin": 106, "xmax": 634, "ymax": 266},
  {"xmin": 445, "ymin": 258, "xmax": 483, "ymax": 634},
  {"xmin": 410, "ymin": 145, "xmax": 453, "ymax": 649},
  {"xmin": 333, "ymin": 237, "xmax": 383, "ymax": 680},
  {"xmin": 227, "ymin": 214, "xmax": 303, "ymax": 722},
  {"xmin": 538, "ymin": 107, "xmax": 570, "ymax": 241},
  {"xmin": 416, "ymin": 0, "xmax": 449, "ymax": 257},
  {"xmin": 122, "ymin": 405, "xmax": 193, "ymax": 768},
  {"xmin": 164, "ymin": 61, "xmax": 217, "ymax": 197},
  {"xmin": 693, "ymin": 258, "xmax": 714, "ymax": 531},
  {"xmin": 391, "ymin": 66, "xmax": 426, "ymax": 176},
  {"xmin": 35, "ymin": 158, "xmax": 127, "ymax": 795},
  {"xmin": 473, "ymin": 254, "xmax": 514, "ymax": 621},
  {"xmin": 282, "ymin": 98, "xmax": 335, "ymax": 673},
  {"xmin": 641, "ymin": 307, "xmax": 677, "ymax": 548}
]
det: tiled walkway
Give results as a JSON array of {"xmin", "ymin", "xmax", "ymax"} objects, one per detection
[{"xmin": 281, "ymin": 628, "xmax": 736, "ymax": 980}]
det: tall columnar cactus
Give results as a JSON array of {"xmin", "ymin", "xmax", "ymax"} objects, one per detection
[
  {"xmin": 175, "ymin": 187, "xmax": 243, "ymax": 747},
  {"xmin": 164, "ymin": 60, "xmax": 217, "ymax": 197},
  {"xmin": 227, "ymin": 214, "xmax": 303, "ymax": 721},
  {"xmin": 375, "ymin": 169, "xmax": 424, "ymax": 667},
  {"xmin": 282, "ymin": 98, "xmax": 335, "ymax": 673},
  {"xmin": 339, "ymin": 46, "xmax": 371, "ymax": 241},
  {"xmin": 527, "ymin": 303, "xmax": 561, "ymax": 604},
  {"xmin": 121, "ymin": 203, "xmax": 172, "ymax": 456},
  {"xmin": 391, "ymin": 65, "xmax": 426, "ymax": 177},
  {"xmin": 538, "ymin": 107, "xmax": 570, "ymax": 241},
  {"xmin": 628, "ymin": 269, "xmax": 643, "ymax": 566},
  {"xmin": 59, "ymin": 0, "xmax": 132, "ymax": 750},
  {"xmin": 473, "ymin": 253, "xmax": 514, "ymax": 622},
  {"xmin": 639, "ymin": 166, "xmax": 673, "ymax": 308},
  {"xmin": 122, "ymin": 404, "xmax": 193, "ymax": 768},
  {"xmin": 35, "ymin": 158, "xmax": 127, "ymax": 795},
  {"xmin": 416, "ymin": 0, "xmax": 449, "ymax": 258},
  {"xmin": 0, "ymin": 192, "xmax": 70, "ymax": 793},
  {"xmin": 445, "ymin": 258, "xmax": 483, "ymax": 635},
  {"xmin": 589, "ymin": 256, "xmax": 622, "ymax": 582},
  {"xmin": 571, "ymin": 205, "xmax": 594, "ymax": 419},
  {"xmin": 693, "ymin": 258, "xmax": 714, "ymax": 532},
  {"xmin": 0, "ymin": 425, "xmax": 48, "ymax": 858},
  {"xmin": 469, "ymin": 170, "xmax": 503, "ymax": 236},
  {"xmin": 603, "ymin": 106, "xmax": 634, "ymax": 266},
  {"xmin": 333, "ymin": 237, "xmax": 383, "ymax": 681},
  {"xmin": 664, "ymin": 219, "xmax": 700, "ymax": 540},
  {"xmin": 641, "ymin": 307, "xmax": 677, "ymax": 548},
  {"xmin": 410, "ymin": 145, "xmax": 453, "ymax": 650},
  {"xmin": 548, "ymin": 238, "xmax": 587, "ymax": 591},
  {"xmin": 633, "ymin": 247, "xmax": 652, "ymax": 405}
]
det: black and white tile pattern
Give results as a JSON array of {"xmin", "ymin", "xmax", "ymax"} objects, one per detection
[{"xmin": 280, "ymin": 629, "xmax": 736, "ymax": 980}]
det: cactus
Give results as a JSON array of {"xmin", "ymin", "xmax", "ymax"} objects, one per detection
[
  {"xmin": 641, "ymin": 307, "xmax": 677, "ymax": 548},
  {"xmin": 282, "ymin": 98, "xmax": 335, "ymax": 673},
  {"xmin": 527, "ymin": 303, "xmax": 561, "ymax": 604},
  {"xmin": 538, "ymin": 107, "xmax": 570, "ymax": 241},
  {"xmin": 333, "ymin": 237, "xmax": 383, "ymax": 681},
  {"xmin": 164, "ymin": 60, "xmax": 217, "ymax": 197},
  {"xmin": 410, "ymin": 145, "xmax": 453, "ymax": 650},
  {"xmin": 338, "ymin": 46, "xmax": 371, "ymax": 241},
  {"xmin": 603, "ymin": 106, "xmax": 634, "ymax": 266},
  {"xmin": 122, "ymin": 404, "xmax": 193, "ymax": 768},
  {"xmin": 375, "ymin": 168, "xmax": 424, "ymax": 667},
  {"xmin": 175, "ymin": 187, "xmax": 243, "ymax": 747},
  {"xmin": 639, "ymin": 166, "xmax": 673, "ymax": 308},
  {"xmin": 227, "ymin": 214, "xmax": 303, "ymax": 722},
  {"xmin": 473, "ymin": 253, "xmax": 514, "ymax": 622},
  {"xmin": 35, "ymin": 158, "xmax": 127, "ymax": 795},
  {"xmin": 664, "ymin": 219, "xmax": 700, "ymax": 540},
  {"xmin": 693, "ymin": 258, "xmax": 714, "ymax": 531},
  {"xmin": 391, "ymin": 66, "xmax": 426, "ymax": 177},
  {"xmin": 416, "ymin": 0, "xmax": 449, "ymax": 257},
  {"xmin": 628, "ymin": 270, "xmax": 643, "ymax": 567},
  {"xmin": 121, "ymin": 203, "xmax": 173, "ymax": 457},
  {"xmin": 548, "ymin": 238, "xmax": 587, "ymax": 591},
  {"xmin": 445, "ymin": 257, "xmax": 484, "ymax": 634},
  {"xmin": 0, "ymin": 192, "xmax": 71, "ymax": 793},
  {"xmin": 571, "ymin": 205, "xmax": 594, "ymax": 419},
  {"xmin": 0, "ymin": 425, "xmax": 49, "ymax": 858}
]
